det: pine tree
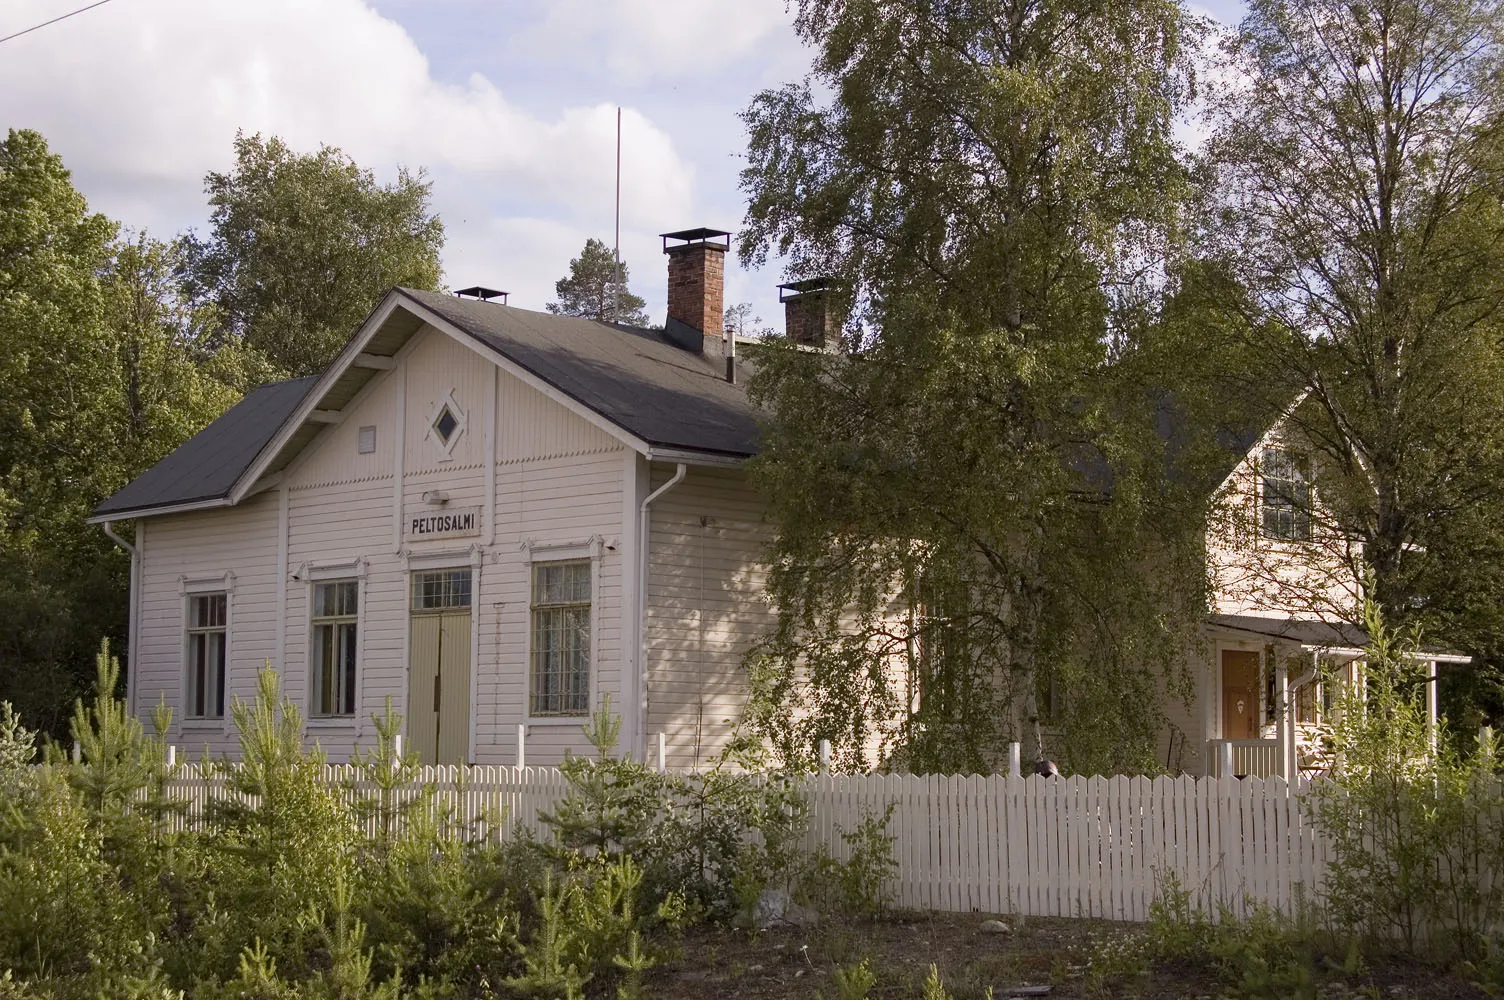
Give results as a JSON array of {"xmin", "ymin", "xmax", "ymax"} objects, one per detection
[{"xmin": 547, "ymin": 238, "xmax": 649, "ymax": 326}]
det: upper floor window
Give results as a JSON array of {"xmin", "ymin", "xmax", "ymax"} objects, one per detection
[
  {"xmin": 311, "ymin": 580, "xmax": 359, "ymax": 717},
  {"xmin": 1261, "ymin": 448, "xmax": 1312, "ymax": 542},
  {"xmin": 186, "ymin": 593, "xmax": 227, "ymax": 719},
  {"xmin": 530, "ymin": 560, "xmax": 591, "ymax": 716}
]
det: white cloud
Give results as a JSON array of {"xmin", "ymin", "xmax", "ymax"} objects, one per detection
[
  {"xmin": 517, "ymin": 0, "xmax": 804, "ymax": 84},
  {"xmin": 0, "ymin": 0, "xmax": 693, "ymax": 251}
]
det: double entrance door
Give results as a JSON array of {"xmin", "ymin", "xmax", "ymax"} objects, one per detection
[{"xmin": 407, "ymin": 568, "xmax": 472, "ymax": 765}]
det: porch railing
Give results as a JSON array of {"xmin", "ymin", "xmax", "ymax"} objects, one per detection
[{"xmin": 1206, "ymin": 738, "xmax": 1281, "ymax": 778}]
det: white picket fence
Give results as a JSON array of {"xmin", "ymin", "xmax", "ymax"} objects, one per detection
[{"xmin": 151, "ymin": 765, "xmax": 1327, "ymax": 922}]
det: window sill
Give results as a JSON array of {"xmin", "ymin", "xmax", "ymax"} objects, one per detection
[
  {"xmin": 181, "ymin": 718, "xmax": 225, "ymax": 729},
  {"xmin": 524, "ymin": 715, "xmax": 589, "ymax": 728},
  {"xmin": 306, "ymin": 717, "xmax": 359, "ymax": 729}
]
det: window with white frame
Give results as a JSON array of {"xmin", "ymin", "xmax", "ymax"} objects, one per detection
[
  {"xmin": 412, "ymin": 568, "xmax": 472, "ymax": 610},
  {"xmin": 186, "ymin": 592, "xmax": 227, "ymax": 719},
  {"xmin": 1261, "ymin": 447, "xmax": 1312, "ymax": 541},
  {"xmin": 530, "ymin": 560, "xmax": 591, "ymax": 716},
  {"xmin": 311, "ymin": 580, "xmax": 359, "ymax": 717}
]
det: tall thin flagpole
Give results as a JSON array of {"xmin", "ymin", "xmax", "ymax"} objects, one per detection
[{"xmin": 614, "ymin": 106, "xmax": 621, "ymax": 323}]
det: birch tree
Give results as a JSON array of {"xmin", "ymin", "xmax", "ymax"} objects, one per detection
[
  {"xmin": 738, "ymin": 0, "xmax": 1232, "ymax": 773},
  {"xmin": 1201, "ymin": 1, "xmax": 1504, "ymax": 736}
]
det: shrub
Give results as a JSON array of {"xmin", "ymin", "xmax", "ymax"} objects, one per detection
[
  {"xmin": 0, "ymin": 702, "xmax": 34, "ymax": 776},
  {"xmin": 198, "ymin": 667, "xmax": 359, "ymax": 982},
  {"xmin": 1307, "ymin": 604, "xmax": 1504, "ymax": 959}
]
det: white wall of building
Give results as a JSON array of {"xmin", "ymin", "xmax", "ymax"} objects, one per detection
[{"xmin": 133, "ymin": 324, "xmax": 651, "ymax": 765}]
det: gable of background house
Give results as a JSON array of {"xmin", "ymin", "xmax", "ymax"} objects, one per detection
[{"xmin": 1205, "ymin": 404, "xmax": 1361, "ymax": 622}]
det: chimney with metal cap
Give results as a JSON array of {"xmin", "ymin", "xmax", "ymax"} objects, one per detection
[
  {"xmin": 661, "ymin": 228, "xmax": 729, "ymax": 353},
  {"xmin": 779, "ymin": 278, "xmax": 839, "ymax": 350}
]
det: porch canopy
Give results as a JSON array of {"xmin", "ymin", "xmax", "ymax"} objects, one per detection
[{"xmin": 1204, "ymin": 613, "xmax": 1470, "ymax": 778}]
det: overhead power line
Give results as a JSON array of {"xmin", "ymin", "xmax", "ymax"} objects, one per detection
[{"xmin": 0, "ymin": 0, "xmax": 119, "ymax": 46}]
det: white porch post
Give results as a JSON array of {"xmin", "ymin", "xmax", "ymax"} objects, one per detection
[
  {"xmin": 1275, "ymin": 656, "xmax": 1290, "ymax": 780},
  {"xmin": 1426, "ymin": 658, "xmax": 1439, "ymax": 758}
]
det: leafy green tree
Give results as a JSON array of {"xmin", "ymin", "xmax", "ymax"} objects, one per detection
[
  {"xmin": 738, "ymin": 0, "xmax": 1223, "ymax": 773},
  {"xmin": 181, "ymin": 132, "xmax": 445, "ymax": 376},
  {"xmin": 546, "ymin": 237, "xmax": 649, "ymax": 326},
  {"xmin": 1203, "ymin": 0, "xmax": 1504, "ymax": 719},
  {"xmin": 0, "ymin": 128, "xmax": 121, "ymax": 732},
  {"xmin": 0, "ymin": 131, "xmax": 262, "ymax": 736}
]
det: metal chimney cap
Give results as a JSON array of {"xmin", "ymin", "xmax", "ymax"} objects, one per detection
[
  {"xmin": 453, "ymin": 286, "xmax": 509, "ymax": 303},
  {"xmin": 660, "ymin": 228, "xmax": 731, "ymax": 253},
  {"xmin": 778, "ymin": 277, "xmax": 831, "ymax": 301}
]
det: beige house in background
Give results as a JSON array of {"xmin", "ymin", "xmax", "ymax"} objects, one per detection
[
  {"xmin": 1190, "ymin": 408, "xmax": 1467, "ymax": 778},
  {"xmin": 92, "ymin": 225, "xmax": 1459, "ymax": 776}
]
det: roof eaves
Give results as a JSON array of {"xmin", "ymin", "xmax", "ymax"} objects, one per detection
[
  {"xmin": 87, "ymin": 495, "xmax": 236, "ymax": 524},
  {"xmin": 226, "ymin": 293, "xmax": 412, "ymax": 506}
]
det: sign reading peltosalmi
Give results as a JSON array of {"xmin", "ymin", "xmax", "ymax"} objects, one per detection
[{"xmin": 407, "ymin": 506, "xmax": 482, "ymax": 540}]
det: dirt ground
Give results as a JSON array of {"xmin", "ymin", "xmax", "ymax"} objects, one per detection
[{"xmin": 642, "ymin": 911, "xmax": 1490, "ymax": 1000}]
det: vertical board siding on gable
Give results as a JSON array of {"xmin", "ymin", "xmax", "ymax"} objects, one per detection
[
  {"xmin": 286, "ymin": 367, "xmax": 400, "ymax": 490},
  {"xmin": 645, "ymin": 465, "xmax": 773, "ymax": 769},
  {"xmin": 496, "ymin": 364, "xmax": 619, "ymax": 462},
  {"xmin": 404, "ymin": 327, "xmax": 492, "ymax": 474},
  {"xmin": 137, "ymin": 493, "xmax": 280, "ymax": 757}
]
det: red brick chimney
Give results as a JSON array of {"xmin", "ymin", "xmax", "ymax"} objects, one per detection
[
  {"xmin": 779, "ymin": 278, "xmax": 840, "ymax": 350},
  {"xmin": 661, "ymin": 228, "xmax": 729, "ymax": 351}
]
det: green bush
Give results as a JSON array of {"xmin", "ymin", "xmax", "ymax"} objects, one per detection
[
  {"xmin": 0, "ymin": 650, "xmax": 897, "ymax": 998},
  {"xmin": 1307, "ymin": 604, "xmax": 1504, "ymax": 960}
]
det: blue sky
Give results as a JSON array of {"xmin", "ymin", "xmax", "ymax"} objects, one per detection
[{"xmin": 1, "ymin": 0, "xmax": 1246, "ymax": 329}]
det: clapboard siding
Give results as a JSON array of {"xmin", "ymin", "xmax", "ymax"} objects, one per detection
[
  {"xmin": 474, "ymin": 451, "xmax": 627, "ymax": 765},
  {"xmin": 1206, "ymin": 424, "xmax": 1359, "ymax": 620},
  {"xmin": 286, "ymin": 478, "xmax": 398, "ymax": 755},
  {"xmin": 137, "ymin": 493, "xmax": 281, "ymax": 757},
  {"xmin": 645, "ymin": 465, "xmax": 772, "ymax": 769}
]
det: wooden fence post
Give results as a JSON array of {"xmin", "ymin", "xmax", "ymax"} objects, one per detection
[
  {"xmin": 818, "ymin": 739, "xmax": 831, "ymax": 773},
  {"xmin": 1007, "ymin": 742, "xmax": 1021, "ymax": 779},
  {"xmin": 517, "ymin": 724, "xmax": 526, "ymax": 769},
  {"xmin": 656, "ymin": 732, "xmax": 666, "ymax": 773}
]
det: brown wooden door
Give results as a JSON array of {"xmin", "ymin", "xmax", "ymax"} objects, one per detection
[{"xmin": 1221, "ymin": 649, "xmax": 1260, "ymax": 740}]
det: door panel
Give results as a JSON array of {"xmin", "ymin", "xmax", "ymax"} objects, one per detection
[
  {"xmin": 407, "ymin": 614, "xmax": 442, "ymax": 764},
  {"xmin": 1221, "ymin": 649, "xmax": 1261, "ymax": 740},
  {"xmin": 435, "ymin": 611, "xmax": 472, "ymax": 765}
]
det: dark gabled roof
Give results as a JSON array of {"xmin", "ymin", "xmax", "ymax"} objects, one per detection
[
  {"xmin": 92, "ymin": 288, "xmax": 765, "ymax": 520},
  {"xmin": 92, "ymin": 376, "xmax": 318, "ymax": 519},
  {"xmin": 400, "ymin": 288, "xmax": 760, "ymax": 457},
  {"xmin": 1066, "ymin": 394, "xmax": 1267, "ymax": 499}
]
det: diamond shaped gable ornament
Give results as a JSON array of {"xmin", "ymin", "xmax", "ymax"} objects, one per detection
[{"xmin": 424, "ymin": 391, "xmax": 467, "ymax": 459}]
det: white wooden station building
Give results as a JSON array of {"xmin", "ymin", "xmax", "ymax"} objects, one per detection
[{"xmin": 92, "ymin": 228, "xmax": 807, "ymax": 768}]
